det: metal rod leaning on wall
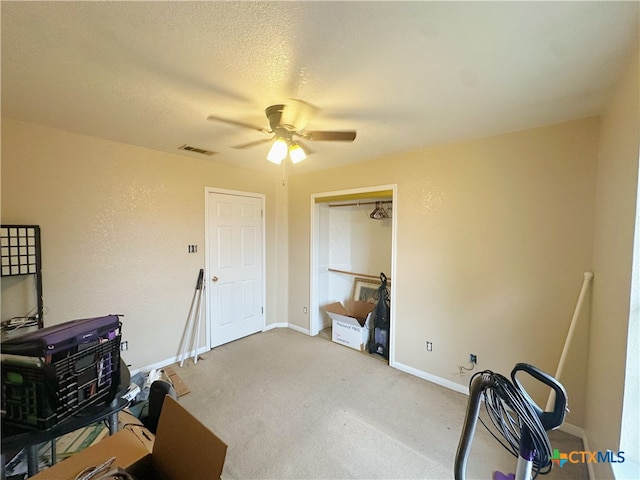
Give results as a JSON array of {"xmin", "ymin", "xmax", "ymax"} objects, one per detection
[
  {"xmin": 192, "ymin": 279, "xmax": 205, "ymax": 365},
  {"xmin": 179, "ymin": 269, "xmax": 204, "ymax": 367},
  {"xmin": 187, "ymin": 269, "xmax": 205, "ymax": 366},
  {"xmin": 545, "ymin": 271, "xmax": 594, "ymax": 411}
]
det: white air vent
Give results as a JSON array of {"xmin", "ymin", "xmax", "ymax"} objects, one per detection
[{"xmin": 178, "ymin": 144, "xmax": 217, "ymax": 156}]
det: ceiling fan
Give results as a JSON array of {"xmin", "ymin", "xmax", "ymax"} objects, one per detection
[{"xmin": 206, "ymin": 100, "xmax": 357, "ymax": 164}]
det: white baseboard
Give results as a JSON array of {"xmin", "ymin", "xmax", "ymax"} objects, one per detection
[
  {"xmin": 582, "ymin": 430, "xmax": 596, "ymax": 480},
  {"xmin": 264, "ymin": 322, "xmax": 288, "ymax": 331},
  {"xmin": 393, "ymin": 361, "xmax": 470, "ymax": 395},
  {"xmin": 286, "ymin": 323, "xmax": 311, "ymax": 335},
  {"xmin": 558, "ymin": 421, "xmax": 584, "ymax": 438},
  {"xmin": 129, "ymin": 345, "xmax": 209, "ymax": 376},
  {"xmin": 132, "ymin": 324, "xmax": 300, "ymax": 375},
  {"xmin": 264, "ymin": 322, "xmax": 310, "ymax": 335},
  {"xmin": 558, "ymin": 421, "xmax": 593, "ymax": 479}
]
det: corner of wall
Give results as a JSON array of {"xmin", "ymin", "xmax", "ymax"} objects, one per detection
[{"xmin": 584, "ymin": 46, "xmax": 640, "ymax": 469}]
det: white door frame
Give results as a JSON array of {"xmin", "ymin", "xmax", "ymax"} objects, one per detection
[
  {"xmin": 310, "ymin": 184, "xmax": 398, "ymax": 367},
  {"xmin": 204, "ymin": 187, "xmax": 266, "ymax": 350}
]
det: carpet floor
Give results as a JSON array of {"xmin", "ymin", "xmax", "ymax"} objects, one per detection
[{"xmin": 173, "ymin": 328, "xmax": 587, "ymax": 479}]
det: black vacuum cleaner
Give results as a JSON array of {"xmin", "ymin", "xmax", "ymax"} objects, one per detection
[{"xmin": 454, "ymin": 363, "xmax": 568, "ymax": 480}]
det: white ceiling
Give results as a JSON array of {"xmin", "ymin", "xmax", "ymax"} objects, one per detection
[{"xmin": 2, "ymin": 1, "xmax": 638, "ymax": 174}]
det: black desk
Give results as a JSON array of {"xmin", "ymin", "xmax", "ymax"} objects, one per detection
[
  {"xmin": 1, "ymin": 397, "xmax": 129, "ymax": 477},
  {"xmin": 1, "ymin": 361, "xmax": 131, "ymax": 478}
]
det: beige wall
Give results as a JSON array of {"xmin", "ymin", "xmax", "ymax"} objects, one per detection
[
  {"xmin": 1, "ymin": 119, "xmax": 286, "ymax": 370},
  {"xmin": 4, "ymin": 87, "xmax": 635, "ymax": 444},
  {"xmin": 586, "ymin": 51, "xmax": 639, "ymax": 477},
  {"xmin": 289, "ymin": 117, "xmax": 600, "ymax": 427}
]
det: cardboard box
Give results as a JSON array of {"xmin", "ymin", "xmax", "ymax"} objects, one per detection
[
  {"xmin": 162, "ymin": 366, "xmax": 191, "ymax": 396},
  {"xmin": 37, "ymin": 422, "xmax": 109, "ymax": 463},
  {"xmin": 31, "ymin": 429, "xmax": 149, "ymax": 480},
  {"xmin": 118, "ymin": 409, "xmax": 156, "ymax": 452},
  {"xmin": 325, "ymin": 300, "xmax": 375, "ymax": 351},
  {"xmin": 32, "ymin": 397, "xmax": 227, "ymax": 480}
]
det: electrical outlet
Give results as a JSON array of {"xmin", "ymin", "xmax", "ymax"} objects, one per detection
[
  {"xmin": 303, "ymin": 307, "xmax": 308, "ymax": 314},
  {"xmin": 121, "ymin": 341, "xmax": 128, "ymax": 351},
  {"xmin": 426, "ymin": 341, "xmax": 433, "ymax": 351},
  {"xmin": 470, "ymin": 353, "xmax": 477, "ymax": 364}
]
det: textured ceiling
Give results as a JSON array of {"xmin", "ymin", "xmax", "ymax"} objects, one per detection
[{"xmin": 2, "ymin": 1, "xmax": 638, "ymax": 173}]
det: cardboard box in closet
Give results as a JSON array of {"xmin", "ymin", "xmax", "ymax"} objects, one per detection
[
  {"xmin": 31, "ymin": 397, "xmax": 227, "ymax": 480},
  {"xmin": 325, "ymin": 300, "xmax": 375, "ymax": 351}
]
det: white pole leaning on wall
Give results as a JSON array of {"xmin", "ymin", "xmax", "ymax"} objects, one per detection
[{"xmin": 545, "ymin": 271, "xmax": 594, "ymax": 412}]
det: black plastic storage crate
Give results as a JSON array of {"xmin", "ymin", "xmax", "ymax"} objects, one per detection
[{"xmin": 1, "ymin": 315, "xmax": 121, "ymax": 429}]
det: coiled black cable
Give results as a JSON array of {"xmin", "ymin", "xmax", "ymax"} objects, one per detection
[{"xmin": 473, "ymin": 370, "xmax": 553, "ymax": 478}]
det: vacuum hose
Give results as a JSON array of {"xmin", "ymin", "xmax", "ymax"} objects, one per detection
[
  {"xmin": 454, "ymin": 372, "xmax": 495, "ymax": 480},
  {"xmin": 454, "ymin": 364, "xmax": 567, "ymax": 480}
]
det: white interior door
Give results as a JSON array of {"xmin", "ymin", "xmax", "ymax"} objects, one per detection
[{"xmin": 207, "ymin": 190, "xmax": 264, "ymax": 348}]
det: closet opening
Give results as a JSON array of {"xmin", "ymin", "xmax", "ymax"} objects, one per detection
[{"xmin": 310, "ymin": 185, "xmax": 397, "ymax": 366}]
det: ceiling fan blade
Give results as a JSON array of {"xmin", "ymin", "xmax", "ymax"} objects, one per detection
[
  {"xmin": 295, "ymin": 140, "xmax": 315, "ymax": 156},
  {"xmin": 281, "ymin": 99, "xmax": 319, "ymax": 130},
  {"xmin": 207, "ymin": 114, "xmax": 270, "ymax": 133},
  {"xmin": 303, "ymin": 130, "xmax": 357, "ymax": 142},
  {"xmin": 231, "ymin": 137, "xmax": 274, "ymax": 149}
]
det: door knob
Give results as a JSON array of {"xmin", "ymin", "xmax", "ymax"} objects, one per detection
[{"xmin": 212, "ymin": 276, "xmax": 219, "ymax": 282}]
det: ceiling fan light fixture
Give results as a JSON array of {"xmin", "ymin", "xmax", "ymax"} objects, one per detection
[
  {"xmin": 289, "ymin": 142, "xmax": 306, "ymax": 163},
  {"xmin": 267, "ymin": 137, "xmax": 288, "ymax": 164},
  {"xmin": 207, "ymin": 101, "xmax": 356, "ymax": 164}
]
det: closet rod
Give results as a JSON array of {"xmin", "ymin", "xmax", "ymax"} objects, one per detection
[
  {"xmin": 327, "ymin": 268, "xmax": 391, "ymax": 281},
  {"xmin": 328, "ymin": 201, "xmax": 392, "ymax": 208}
]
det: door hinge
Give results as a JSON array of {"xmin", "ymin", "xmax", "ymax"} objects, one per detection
[
  {"xmin": 261, "ymin": 209, "xmax": 263, "ymax": 218},
  {"xmin": 261, "ymin": 307, "xmax": 264, "ymax": 314}
]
